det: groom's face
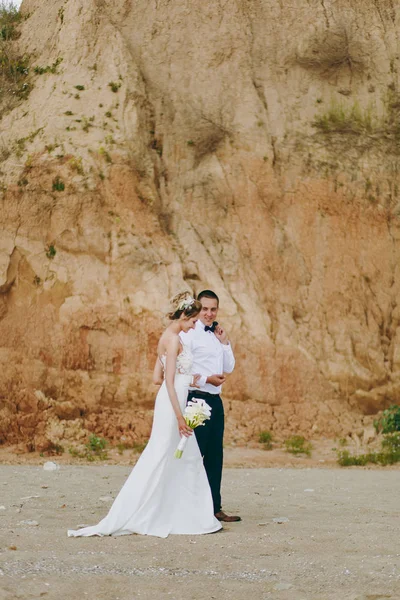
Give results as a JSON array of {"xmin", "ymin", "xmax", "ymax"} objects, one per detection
[{"xmin": 199, "ymin": 297, "xmax": 218, "ymax": 326}]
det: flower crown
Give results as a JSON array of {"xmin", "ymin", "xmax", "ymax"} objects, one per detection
[{"xmin": 178, "ymin": 297, "xmax": 195, "ymax": 311}]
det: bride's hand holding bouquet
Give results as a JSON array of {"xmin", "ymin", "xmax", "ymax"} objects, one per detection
[{"xmin": 174, "ymin": 398, "xmax": 212, "ymax": 458}]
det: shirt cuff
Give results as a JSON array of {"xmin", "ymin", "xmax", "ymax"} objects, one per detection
[{"xmin": 198, "ymin": 375, "xmax": 207, "ymax": 388}]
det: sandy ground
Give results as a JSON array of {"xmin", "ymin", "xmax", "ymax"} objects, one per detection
[
  {"xmin": 0, "ymin": 450, "xmax": 399, "ymax": 600},
  {"xmin": 0, "ymin": 438, "xmax": 365, "ymax": 468}
]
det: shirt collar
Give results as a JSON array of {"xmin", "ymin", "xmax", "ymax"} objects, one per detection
[{"xmin": 197, "ymin": 320, "xmax": 206, "ymax": 331}]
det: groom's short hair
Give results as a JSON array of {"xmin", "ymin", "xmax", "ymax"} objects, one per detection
[{"xmin": 197, "ymin": 289, "xmax": 219, "ymax": 306}]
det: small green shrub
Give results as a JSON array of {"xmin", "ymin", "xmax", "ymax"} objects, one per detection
[
  {"xmin": 52, "ymin": 176, "xmax": 64, "ymax": 191},
  {"xmin": 285, "ymin": 435, "xmax": 312, "ymax": 456},
  {"xmin": 108, "ymin": 81, "xmax": 121, "ymax": 93},
  {"xmin": 34, "ymin": 57, "xmax": 62, "ymax": 75},
  {"xmin": 68, "ymin": 156, "xmax": 83, "ymax": 174},
  {"xmin": 45, "ymin": 244, "xmax": 56, "ymax": 259},
  {"xmin": 99, "ymin": 146, "xmax": 112, "ymax": 163},
  {"xmin": 81, "ymin": 117, "xmax": 92, "ymax": 133},
  {"xmin": 74, "ymin": 84, "xmax": 85, "ymax": 91},
  {"xmin": 258, "ymin": 431, "xmax": 273, "ymax": 450},
  {"xmin": 105, "ymin": 134, "xmax": 115, "ymax": 144},
  {"xmin": 374, "ymin": 405, "xmax": 400, "ymax": 433},
  {"xmin": 337, "ymin": 433, "xmax": 400, "ymax": 467},
  {"xmin": 69, "ymin": 435, "xmax": 108, "ymax": 461},
  {"xmin": 87, "ymin": 434, "xmax": 107, "ymax": 453},
  {"xmin": 337, "ymin": 450, "xmax": 368, "ymax": 466}
]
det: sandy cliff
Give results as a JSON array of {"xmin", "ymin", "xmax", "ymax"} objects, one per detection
[{"xmin": 1, "ymin": 0, "xmax": 399, "ymax": 451}]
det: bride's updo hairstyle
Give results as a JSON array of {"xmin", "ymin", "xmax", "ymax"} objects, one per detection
[{"xmin": 167, "ymin": 292, "xmax": 201, "ymax": 320}]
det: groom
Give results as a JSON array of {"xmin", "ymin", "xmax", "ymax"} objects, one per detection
[{"xmin": 181, "ymin": 290, "xmax": 241, "ymax": 522}]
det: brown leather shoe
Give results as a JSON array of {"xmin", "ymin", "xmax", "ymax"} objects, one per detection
[{"xmin": 215, "ymin": 510, "xmax": 241, "ymax": 522}]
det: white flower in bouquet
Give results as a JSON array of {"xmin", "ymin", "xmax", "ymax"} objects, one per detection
[{"xmin": 174, "ymin": 399, "xmax": 212, "ymax": 458}]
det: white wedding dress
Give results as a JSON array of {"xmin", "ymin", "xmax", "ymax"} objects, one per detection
[{"xmin": 68, "ymin": 344, "xmax": 222, "ymax": 538}]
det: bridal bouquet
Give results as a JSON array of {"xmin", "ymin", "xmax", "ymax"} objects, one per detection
[{"xmin": 174, "ymin": 399, "xmax": 212, "ymax": 459}]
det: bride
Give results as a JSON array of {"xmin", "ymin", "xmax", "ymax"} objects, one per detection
[{"xmin": 68, "ymin": 292, "xmax": 222, "ymax": 538}]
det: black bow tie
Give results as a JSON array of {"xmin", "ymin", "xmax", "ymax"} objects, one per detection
[{"xmin": 205, "ymin": 321, "xmax": 218, "ymax": 333}]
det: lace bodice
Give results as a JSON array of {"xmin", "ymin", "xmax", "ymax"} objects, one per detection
[{"xmin": 159, "ymin": 343, "xmax": 193, "ymax": 376}]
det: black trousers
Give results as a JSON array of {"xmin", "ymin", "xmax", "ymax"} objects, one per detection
[{"xmin": 187, "ymin": 390, "xmax": 224, "ymax": 514}]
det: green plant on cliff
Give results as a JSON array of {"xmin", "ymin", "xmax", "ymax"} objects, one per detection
[
  {"xmin": 108, "ymin": 81, "xmax": 121, "ymax": 93},
  {"xmin": 86, "ymin": 434, "xmax": 107, "ymax": 455},
  {"xmin": 374, "ymin": 404, "xmax": 400, "ymax": 434},
  {"xmin": 45, "ymin": 244, "xmax": 56, "ymax": 259},
  {"xmin": 337, "ymin": 432, "xmax": 400, "ymax": 467},
  {"xmin": 52, "ymin": 176, "xmax": 65, "ymax": 191},
  {"xmin": 68, "ymin": 156, "xmax": 84, "ymax": 174},
  {"xmin": 99, "ymin": 146, "xmax": 112, "ymax": 163},
  {"xmin": 285, "ymin": 435, "xmax": 312, "ymax": 456},
  {"xmin": 69, "ymin": 435, "xmax": 109, "ymax": 461},
  {"xmin": 34, "ymin": 56, "xmax": 63, "ymax": 75},
  {"xmin": 313, "ymin": 101, "xmax": 374, "ymax": 135},
  {"xmin": 258, "ymin": 430, "xmax": 273, "ymax": 450},
  {"xmin": 0, "ymin": 1, "xmax": 31, "ymax": 114},
  {"xmin": 312, "ymin": 89, "xmax": 400, "ymax": 156}
]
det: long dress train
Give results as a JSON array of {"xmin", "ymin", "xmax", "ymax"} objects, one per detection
[{"xmin": 67, "ymin": 344, "xmax": 221, "ymax": 538}]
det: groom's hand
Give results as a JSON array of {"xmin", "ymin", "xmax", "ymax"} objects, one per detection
[
  {"xmin": 191, "ymin": 374, "xmax": 202, "ymax": 388},
  {"xmin": 206, "ymin": 374, "xmax": 226, "ymax": 387},
  {"xmin": 214, "ymin": 325, "xmax": 229, "ymax": 345}
]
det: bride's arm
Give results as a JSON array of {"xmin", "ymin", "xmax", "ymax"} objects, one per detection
[
  {"xmin": 165, "ymin": 337, "xmax": 192, "ymax": 437},
  {"xmin": 152, "ymin": 357, "xmax": 164, "ymax": 385}
]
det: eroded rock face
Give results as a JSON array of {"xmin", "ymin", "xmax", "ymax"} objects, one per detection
[{"xmin": 0, "ymin": 0, "xmax": 399, "ymax": 450}]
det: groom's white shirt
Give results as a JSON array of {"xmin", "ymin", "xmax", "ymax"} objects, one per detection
[{"xmin": 180, "ymin": 320, "xmax": 235, "ymax": 394}]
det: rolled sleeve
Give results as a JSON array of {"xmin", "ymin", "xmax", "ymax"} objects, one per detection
[{"xmin": 222, "ymin": 343, "xmax": 235, "ymax": 373}]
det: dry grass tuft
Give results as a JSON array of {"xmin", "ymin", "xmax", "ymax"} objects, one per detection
[
  {"xmin": 296, "ymin": 23, "xmax": 368, "ymax": 76},
  {"xmin": 185, "ymin": 110, "xmax": 231, "ymax": 164}
]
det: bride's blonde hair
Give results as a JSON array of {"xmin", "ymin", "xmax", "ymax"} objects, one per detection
[{"xmin": 167, "ymin": 292, "xmax": 201, "ymax": 320}]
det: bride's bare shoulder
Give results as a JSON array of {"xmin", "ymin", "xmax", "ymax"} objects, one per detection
[{"xmin": 158, "ymin": 331, "xmax": 179, "ymax": 355}]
